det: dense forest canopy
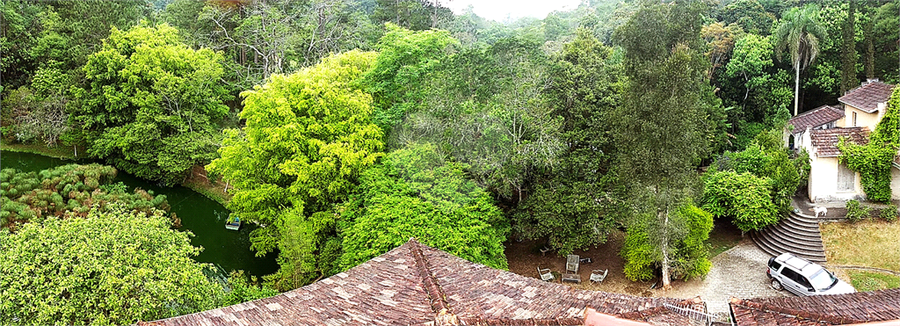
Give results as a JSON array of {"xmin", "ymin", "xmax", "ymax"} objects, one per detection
[{"xmin": 1, "ymin": 0, "xmax": 899, "ymax": 320}]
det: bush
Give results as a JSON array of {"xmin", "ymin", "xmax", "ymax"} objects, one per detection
[
  {"xmin": 880, "ymin": 204, "xmax": 898, "ymax": 222},
  {"xmin": 846, "ymin": 200, "xmax": 872, "ymax": 222}
]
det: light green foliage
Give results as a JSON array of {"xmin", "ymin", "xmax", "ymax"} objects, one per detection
[
  {"xmin": 222, "ymin": 271, "xmax": 279, "ymax": 306},
  {"xmin": 0, "ymin": 164, "xmax": 172, "ymax": 230},
  {"xmin": 363, "ymin": 24, "xmax": 459, "ymax": 135},
  {"xmin": 339, "ymin": 143, "xmax": 509, "ymax": 270},
  {"xmin": 839, "ymin": 87, "xmax": 900, "ymax": 203},
  {"xmin": 726, "ymin": 34, "xmax": 774, "ymax": 110},
  {"xmin": 207, "ymin": 50, "xmax": 383, "ymax": 290},
  {"xmin": 717, "ymin": 0, "xmax": 775, "ymax": 35},
  {"xmin": 620, "ymin": 201, "xmax": 712, "ymax": 282},
  {"xmin": 513, "ymin": 29, "xmax": 623, "ymax": 254},
  {"xmin": 846, "ymin": 199, "xmax": 872, "ymax": 222},
  {"xmin": 702, "ymin": 171, "xmax": 779, "ymax": 232},
  {"xmin": 72, "ymin": 23, "xmax": 229, "ymax": 185},
  {"xmin": 0, "ymin": 204, "xmax": 221, "ymax": 325}
]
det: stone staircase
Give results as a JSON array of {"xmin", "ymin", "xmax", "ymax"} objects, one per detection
[{"xmin": 750, "ymin": 211, "xmax": 827, "ymax": 263}]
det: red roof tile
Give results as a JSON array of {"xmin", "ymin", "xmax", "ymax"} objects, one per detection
[
  {"xmin": 139, "ymin": 239, "xmax": 704, "ymax": 326},
  {"xmin": 730, "ymin": 289, "xmax": 900, "ymax": 326},
  {"xmin": 789, "ymin": 105, "xmax": 844, "ymax": 132},
  {"xmin": 838, "ymin": 81, "xmax": 895, "ymax": 113},
  {"xmin": 810, "ymin": 127, "xmax": 870, "ymax": 157}
]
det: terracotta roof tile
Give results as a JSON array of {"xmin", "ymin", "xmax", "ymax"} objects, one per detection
[
  {"xmin": 730, "ymin": 289, "xmax": 900, "ymax": 326},
  {"xmin": 810, "ymin": 127, "xmax": 870, "ymax": 157},
  {"xmin": 140, "ymin": 240, "xmax": 703, "ymax": 326},
  {"xmin": 789, "ymin": 105, "xmax": 845, "ymax": 132},
  {"xmin": 838, "ymin": 81, "xmax": 895, "ymax": 113}
]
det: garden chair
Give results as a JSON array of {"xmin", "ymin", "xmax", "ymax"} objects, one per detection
[
  {"xmin": 566, "ymin": 254, "xmax": 579, "ymax": 274},
  {"xmin": 538, "ymin": 267, "xmax": 554, "ymax": 282},
  {"xmin": 590, "ymin": 269, "xmax": 608, "ymax": 283}
]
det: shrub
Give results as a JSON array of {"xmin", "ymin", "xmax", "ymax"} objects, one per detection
[
  {"xmin": 880, "ymin": 204, "xmax": 898, "ymax": 222},
  {"xmin": 846, "ymin": 200, "xmax": 871, "ymax": 222}
]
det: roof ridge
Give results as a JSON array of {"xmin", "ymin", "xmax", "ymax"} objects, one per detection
[
  {"xmin": 408, "ymin": 238, "xmax": 452, "ymax": 314},
  {"xmin": 730, "ymin": 298, "xmax": 865, "ymax": 325}
]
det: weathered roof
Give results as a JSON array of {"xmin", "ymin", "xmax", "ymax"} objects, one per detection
[
  {"xmin": 810, "ymin": 127, "xmax": 870, "ymax": 157},
  {"xmin": 730, "ymin": 289, "xmax": 900, "ymax": 326},
  {"xmin": 838, "ymin": 81, "xmax": 895, "ymax": 113},
  {"xmin": 789, "ymin": 105, "xmax": 844, "ymax": 132},
  {"xmin": 140, "ymin": 239, "xmax": 703, "ymax": 326}
]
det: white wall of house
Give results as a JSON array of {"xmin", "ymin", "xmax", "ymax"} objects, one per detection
[
  {"xmin": 891, "ymin": 166, "xmax": 900, "ymax": 200},
  {"xmin": 808, "ymin": 156, "xmax": 864, "ymax": 202},
  {"xmin": 837, "ymin": 105, "xmax": 881, "ymax": 129}
]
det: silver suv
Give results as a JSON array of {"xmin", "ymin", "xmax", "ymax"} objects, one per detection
[{"xmin": 766, "ymin": 253, "xmax": 855, "ymax": 296}]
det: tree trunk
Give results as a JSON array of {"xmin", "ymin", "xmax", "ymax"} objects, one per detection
[
  {"xmin": 660, "ymin": 209, "xmax": 672, "ymax": 290},
  {"xmin": 794, "ymin": 63, "xmax": 800, "ymax": 116}
]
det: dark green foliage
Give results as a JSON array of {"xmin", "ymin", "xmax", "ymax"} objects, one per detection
[
  {"xmin": 839, "ymin": 87, "xmax": 900, "ymax": 203},
  {"xmin": 0, "ymin": 164, "xmax": 172, "ymax": 230},
  {"xmin": 513, "ymin": 29, "xmax": 623, "ymax": 254},
  {"xmin": 840, "ymin": 0, "xmax": 857, "ymax": 94},
  {"xmin": 880, "ymin": 204, "xmax": 898, "ymax": 222},
  {"xmin": 339, "ymin": 143, "xmax": 509, "ymax": 270},
  {"xmin": 846, "ymin": 199, "xmax": 872, "ymax": 222}
]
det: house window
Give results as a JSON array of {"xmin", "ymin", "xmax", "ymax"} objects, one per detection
[
  {"xmin": 837, "ymin": 163, "xmax": 855, "ymax": 192},
  {"xmin": 852, "ymin": 112, "xmax": 857, "ymax": 126}
]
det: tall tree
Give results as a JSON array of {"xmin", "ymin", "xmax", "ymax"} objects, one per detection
[
  {"xmin": 513, "ymin": 29, "xmax": 623, "ymax": 254},
  {"xmin": 612, "ymin": 0, "xmax": 721, "ymax": 290},
  {"xmin": 774, "ymin": 4, "xmax": 826, "ymax": 116},
  {"xmin": 71, "ymin": 23, "xmax": 230, "ymax": 185},
  {"xmin": 840, "ymin": 0, "xmax": 858, "ymax": 94},
  {"xmin": 207, "ymin": 50, "xmax": 384, "ymax": 290}
]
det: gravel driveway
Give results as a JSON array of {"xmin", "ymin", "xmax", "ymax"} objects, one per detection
[{"xmin": 659, "ymin": 239, "xmax": 787, "ymax": 314}]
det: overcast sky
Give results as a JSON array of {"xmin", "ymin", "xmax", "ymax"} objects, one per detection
[{"xmin": 441, "ymin": 0, "xmax": 583, "ymax": 22}]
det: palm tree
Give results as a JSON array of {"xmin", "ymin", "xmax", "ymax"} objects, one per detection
[{"xmin": 775, "ymin": 5, "xmax": 826, "ymax": 116}]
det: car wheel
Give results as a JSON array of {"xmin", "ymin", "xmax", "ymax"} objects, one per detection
[{"xmin": 771, "ymin": 279, "xmax": 783, "ymax": 291}]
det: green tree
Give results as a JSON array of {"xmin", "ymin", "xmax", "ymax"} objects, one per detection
[
  {"xmin": 513, "ymin": 29, "xmax": 623, "ymax": 254},
  {"xmin": 362, "ymin": 24, "xmax": 459, "ymax": 136},
  {"xmin": 726, "ymin": 34, "xmax": 774, "ymax": 113},
  {"xmin": 72, "ymin": 23, "xmax": 230, "ymax": 185},
  {"xmin": 0, "ymin": 204, "xmax": 222, "ymax": 325},
  {"xmin": 840, "ymin": 0, "xmax": 858, "ymax": 94},
  {"xmin": 702, "ymin": 171, "xmax": 780, "ymax": 232},
  {"xmin": 774, "ymin": 4, "xmax": 826, "ymax": 116},
  {"xmin": 620, "ymin": 201, "xmax": 712, "ymax": 282},
  {"xmin": 207, "ymin": 50, "xmax": 384, "ymax": 291},
  {"xmin": 339, "ymin": 143, "xmax": 509, "ymax": 270},
  {"xmin": 612, "ymin": 0, "xmax": 721, "ymax": 290}
]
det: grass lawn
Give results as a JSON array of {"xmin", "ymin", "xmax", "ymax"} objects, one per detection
[
  {"xmin": 0, "ymin": 139, "xmax": 81, "ymax": 159},
  {"xmin": 847, "ymin": 271, "xmax": 900, "ymax": 292},
  {"xmin": 707, "ymin": 219, "xmax": 743, "ymax": 258},
  {"xmin": 821, "ymin": 218, "xmax": 900, "ymax": 271}
]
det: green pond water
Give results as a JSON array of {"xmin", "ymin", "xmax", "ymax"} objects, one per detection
[{"xmin": 0, "ymin": 150, "xmax": 279, "ymax": 280}]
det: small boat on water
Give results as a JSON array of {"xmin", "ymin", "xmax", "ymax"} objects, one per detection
[{"xmin": 225, "ymin": 216, "xmax": 241, "ymax": 231}]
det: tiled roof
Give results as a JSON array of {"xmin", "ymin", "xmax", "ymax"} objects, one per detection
[
  {"xmin": 729, "ymin": 289, "xmax": 900, "ymax": 326},
  {"xmin": 838, "ymin": 81, "xmax": 895, "ymax": 113},
  {"xmin": 789, "ymin": 105, "xmax": 844, "ymax": 132},
  {"xmin": 139, "ymin": 239, "xmax": 704, "ymax": 326},
  {"xmin": 810, "ymin": 127, "xmax": 870, "ymax": 157}
]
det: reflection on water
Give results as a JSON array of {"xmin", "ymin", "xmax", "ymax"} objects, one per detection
[{"xmin": 0, "ymin": 150, "xmax": 279, "ymax": 279}]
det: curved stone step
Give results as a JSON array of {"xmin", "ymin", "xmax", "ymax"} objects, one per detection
[
  {"xmin": 757, "ymin": 229, "xmax": 825, "ymax": 255},
  {"xmin": 770, "ymin": 223, "xmax": 822, "ymax": 242},
  {"xmin": 751, "ymin": 212, "xmax": 828, "ymax": 263}
]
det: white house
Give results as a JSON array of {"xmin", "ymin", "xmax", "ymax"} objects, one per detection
[{"xmin": 789, "ymin": 79, "xmax": 895, "ymax": 202}]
